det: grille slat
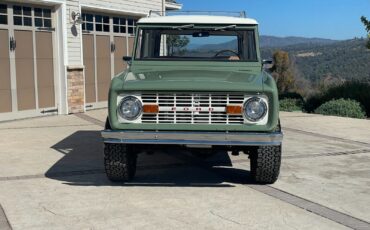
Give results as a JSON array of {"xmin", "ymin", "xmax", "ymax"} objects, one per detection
[{"xmin": 141, "ymin": 93, "xmax": 245, "ymax": 124}]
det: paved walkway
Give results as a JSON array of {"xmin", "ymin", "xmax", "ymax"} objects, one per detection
[{"xmin": 0, "ymin": 110, "xmax": 369, "ymax": 229}]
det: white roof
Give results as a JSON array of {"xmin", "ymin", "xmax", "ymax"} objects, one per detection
[{"xmin": 138, "ymin": 15, "xmax": 258, "ymax": 25}]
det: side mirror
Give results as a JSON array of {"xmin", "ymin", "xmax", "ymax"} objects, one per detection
[
  {"xmin": 262, "ymin": 59, "xmax": 273, "ymax": 65},
  {"xmin": 122, "ymin": 56, "xmax": 132, "ymax": 65},
  {"xmin": 262, "ymin": 59, "xmax": 273, "ymax": 69}
]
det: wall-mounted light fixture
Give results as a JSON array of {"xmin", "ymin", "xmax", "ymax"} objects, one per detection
[{"xmin": 71, "ymin": 11, "xmax": 83, "ymax": 25}]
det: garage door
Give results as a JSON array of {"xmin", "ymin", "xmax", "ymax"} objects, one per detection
[
  {"xmin": 0, "ymin": 3, "xmax": 57, "ymax": 120},
  {"xmin": 0, "ymin": 28, "xmax": 12, "ymax": 113},
  {"xmin": 82, "ymin": 12, "xmax": 137, "ymax": 110}
]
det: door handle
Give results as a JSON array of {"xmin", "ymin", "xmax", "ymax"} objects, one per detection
[
  {"xmin": 9, "ymin": 37, "xmax": 16, "ymax": 51},
  {"xmin": 111, "ymin": 42, "xmax": 115, "ymax": 52},
  {"xmin": 9, "ymin": 36, "xmax": 13, "ymax": 51}
]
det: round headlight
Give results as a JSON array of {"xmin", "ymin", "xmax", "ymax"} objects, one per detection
[
  {"xmin": 244, "ymin": 97, "xmax": 267, "ymax": 122},
  {"xmin": 118, "ymin": 96, "xmax": 142, "ymax": 120}
]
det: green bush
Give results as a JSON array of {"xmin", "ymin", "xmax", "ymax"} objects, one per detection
[
  {"xmin": 279, "ymin": 98, "xmax": 303, "ymax": 112},
  {"xmin": 304, "ymin": 81, "xmax": 370, "ymax": 117},
  {"xmin": 314, "ymin": 99, "xmax": 366, "ymax": 119}
]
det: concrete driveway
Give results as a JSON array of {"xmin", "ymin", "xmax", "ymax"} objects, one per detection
[{"xmin": 0, "ymin": 110, "xmax": 369, "ymax": 229}]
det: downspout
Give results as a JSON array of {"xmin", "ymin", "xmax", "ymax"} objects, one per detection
[{"xmin": 162, "ymin": 0, "xmax": 166, "ymax": 16}]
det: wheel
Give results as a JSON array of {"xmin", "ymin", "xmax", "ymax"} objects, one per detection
[
  {"xmin": 104, "ymin": 143, "xmax": 137, "ymax": 182},
  {"xmin": 250, "ymin": 145, "xmax": 281, "ymax": 184}
]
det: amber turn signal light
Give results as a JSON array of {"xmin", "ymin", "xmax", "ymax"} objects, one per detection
[
  {"xmin": 226, "ymin": 105, "xmax": 242, "ymax": 114},
  {"xmin": 143, "ymin": 104, "xmax": 159, "ymax": 113}
]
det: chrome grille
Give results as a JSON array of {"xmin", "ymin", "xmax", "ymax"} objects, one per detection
[{"xmin": 141, "ymin": 93, "xmax": 245, "ymax": 124}]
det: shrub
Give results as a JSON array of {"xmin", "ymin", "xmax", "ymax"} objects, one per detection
[
  {"xmin": 279, "ymin": 98, "xmax": 303, "ymax": 112},
  {"xmin": 314, "ymin": 98, "xmax": 366, "ymax": 119},
  {"xmin": 304, "ymin": 81, "xmax": 370, "ymax": 117}
]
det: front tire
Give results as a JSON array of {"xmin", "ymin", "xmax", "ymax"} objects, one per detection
[
  {"xmin": 250, "ymin": 145, "xmax": 281, "ymax": 184},
  {"xmin": 104, "ymin": 143, "xmax": 137, "ymax": 182}
]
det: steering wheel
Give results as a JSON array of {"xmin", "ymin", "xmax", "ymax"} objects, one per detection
[{"xmin": 214, "ymin": 49, "xmax": 240, "ymax": 58}]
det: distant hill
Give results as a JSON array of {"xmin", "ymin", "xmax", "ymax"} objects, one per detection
[
  {"xmin": 261, "ymin": 38, "xmax": 370, "ymax": 83},
  {"xmin": 260, "ymin": 35, "xmax": 338, "ymax": 47},
  {"xmin": 193, "ymin": 35, "xmax": 338, "ymax": 51},
  {"xmin": 189, "ymin": 36, "xmax": 369, "ymax": 83}
]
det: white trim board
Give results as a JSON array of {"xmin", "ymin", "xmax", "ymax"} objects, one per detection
[{"xmin": 80, "ymin": 4, "xmax": 148, "ymax": 17}]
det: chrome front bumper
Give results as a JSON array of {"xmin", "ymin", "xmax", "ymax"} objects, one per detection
[{"xmin": 101, "ymin": 130, "xmax": 283, "ymax": 146}]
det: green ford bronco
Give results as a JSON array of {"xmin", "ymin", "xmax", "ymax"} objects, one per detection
[{"xmin": 101, "ymin": 12, "xmax": 283, "ymax": 184}]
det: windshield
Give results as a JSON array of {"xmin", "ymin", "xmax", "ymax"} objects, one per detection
[{"xmin": 135, "ymin": 27, "xmax": 258, "ymax": 62}]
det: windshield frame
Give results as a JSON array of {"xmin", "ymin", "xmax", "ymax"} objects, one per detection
[{"xmin": 132, "ymin": 24, "xmax": 261, "ymax": 63}]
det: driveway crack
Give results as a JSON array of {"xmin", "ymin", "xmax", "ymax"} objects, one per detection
[
  {"xmin": 209, "ymin": 210, "xmax": 244, "ymax": 225},
  {"xmin": 41, "ymin": 206, "xmax": 58, "ymax": 216},
  {"xmin": 0, "ymin": 204, "xmax": 12, "ymax": 230}
]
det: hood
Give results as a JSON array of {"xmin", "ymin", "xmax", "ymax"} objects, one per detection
[{"xmin": 120, "ymin": 69, "xmax": 264, "ymax": 92}]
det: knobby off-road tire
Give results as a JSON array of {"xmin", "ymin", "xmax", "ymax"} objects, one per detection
[
  {"xmin": 104, "ymin": 143, "xmax": 137, "ymax": 182},
  {"xmin": 250, "ymin": 145, "xmax": 281, "ymax": 184}
]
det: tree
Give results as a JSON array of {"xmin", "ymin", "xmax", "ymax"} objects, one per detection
[
  {"xmin": 166, "ymin": 35, "xmax": 190, "ymax": 56},
  {"xmin": 361, "ymin": 16, "xmax": 370, "ymax": 49},
  {"xmin": 270, "ymin": 50, "xmax": 296, "ymax": 93}
]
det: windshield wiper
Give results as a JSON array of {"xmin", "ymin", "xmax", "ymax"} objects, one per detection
[
  {"xmin": 214, "ymin": 25, "xmax": 237, "ymax": 31},
  {"xmin": 172, "ymin": 24, "xmax": 194, "ymax": 30}
]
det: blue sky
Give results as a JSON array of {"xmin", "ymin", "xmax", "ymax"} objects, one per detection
[{"xmin": 179, "ymin": 0, "xmax": 370, "ymax": 40}]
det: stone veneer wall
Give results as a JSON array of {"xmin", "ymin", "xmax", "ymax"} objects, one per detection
[{"xmin": 67, "ymin": 66, "xmax": 85, "ymax": 114}]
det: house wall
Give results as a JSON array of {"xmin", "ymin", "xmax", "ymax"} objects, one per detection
[{"xmin": 66, "ymin": 0, "xmax": 83, "ymax": 66}]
